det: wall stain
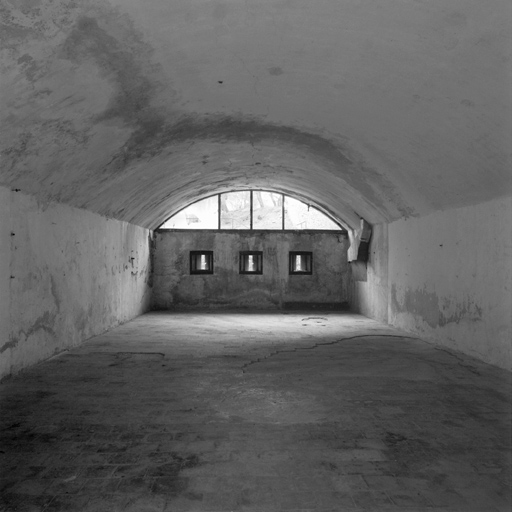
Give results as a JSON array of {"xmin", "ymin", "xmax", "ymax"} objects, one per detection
[
  {"xmin": 391, "ymin": 285, "xmax": 483, "ymax": 328},
  {"xmin": 153, "ymin": 231, "xmax": 349, "ymax": 310},
  {"xmin": 57, "ymin": 6, "xmax": 407, "ymax": 220},
  {"xmin": 60, "ymin": 14, "xmax": 162, "ymax": 128},
  {"xmin": 1, "ymin": 0, "xmax": 413, "ymax": 224},
  {"xmin": 268, "ymin": 66, "xmax": 283, "ymax": 76},
  {"xmin": 101, "ymin": 111, "xmax": 407, "ymax": 222},
  {"xmin": 50, "ymin": 275, "xmax": 61, "ymax": 312},
  {"xmin": 16, "ymin": 53, "xmax": 39, "ymax": 81},
  {"xmin": 0, "ymin": 337, "xmax": 19, "ymax": 355},
  {"xmin": 16, "ymin": 311, "xmax": 57, "ymax": 343}
]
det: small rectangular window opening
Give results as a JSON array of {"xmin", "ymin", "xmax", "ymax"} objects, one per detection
[
  {"xmin": 239, "ymin": 251, "xmax": 263, "ymax": 274},
  {"xmin": 289, "ymin": 251, "xmax": 312, "ymax": 275},
  {"xmin": 190, "ymin": 251, "xmax": 214, "ymax": 274}
]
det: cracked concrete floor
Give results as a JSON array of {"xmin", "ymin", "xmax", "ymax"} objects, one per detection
[{"xmin": 1, "ymin": 311, "xmax": 511, "ymax": 512}]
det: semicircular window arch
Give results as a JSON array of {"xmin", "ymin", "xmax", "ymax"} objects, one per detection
[{"xmin": 158, "ymin": 191, "xmax": 344, "ymax": 231}]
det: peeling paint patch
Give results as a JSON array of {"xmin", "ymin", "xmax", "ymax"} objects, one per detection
[
  {"xmin": 391, "ymin": 285, "xmax": 483, "ymax": 329},
  {"xmin": 391, "ymin": 285, "xmax": 440, "ymax": 328},
  {"xmin": 438, "ymin": 296, "xmax": 483, "ymax": 326}
]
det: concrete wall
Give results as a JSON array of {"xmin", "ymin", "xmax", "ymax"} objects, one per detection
[
  {"xmin": 0, "ymin": 187, "xmax": 11, "ymax": 377},
  {"xmin": 0, "ymin": 186, "xmax": 152, "ymax": 379},
  {"xmin": 355, "ymin": 196, "xmax": 512, "ymax": 370},
  {"xmin": 152, "ymin": 230, "xmax": 350, "ymax": 309},
  {"xmin": 351, "ymin": 223, "xmax": 389, "ymax": 323}
]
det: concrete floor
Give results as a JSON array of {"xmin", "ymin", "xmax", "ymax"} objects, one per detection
[{"xmin": 0, "ymin": 311, "xmax": 511, "ymax": 512}]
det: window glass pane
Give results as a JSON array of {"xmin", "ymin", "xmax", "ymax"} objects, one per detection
[
  {"xmin": 289, "ymin": 251, "xmax": 313, "ymax": 274},
  {"xmin": 159, "ymin": 191, "xmax": 342, "ymax": 231},
  {"xmin": 220, "ymin": 191, "xmax": 251, "ymax": 229},
  {"xmin": 198, "ymin": 254, "xmax": 208, "ymax": 270},
  {"xmin": 160, "ymin": 196, "xmax": 218, "ymax": 229},
  {"xmin": 296, "ymin": 254, "xmax": 305, "ymax": 271},
  {"xmin": 190, "ymin": 251, "xmax": 213, "ymax": 274},
  {"xmin": 252, "ymin": 192, "xmax": 283, "ymax": 230},
  {"xmin": 284, "ymin": 197, "xmax": 340, "ymax": 230},
  {"xmin": 239, "ymin": 251, "xmax": 263, "ymax": 274},
  {"xmin": 247, "ymin": 255, "xmax": 255, "ymax": 271}
]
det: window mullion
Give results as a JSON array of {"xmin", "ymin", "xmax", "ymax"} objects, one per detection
[
  {"xmin": 282, "ymin": 194, "xmax": 285, "ymax": 230},
  {"xmin": 250, "ymin": 191, "xmax": 253, "ymax": 230},
  {"xmin": 217, "ymin": 194, "xmax": 221, "ymax": 230}
]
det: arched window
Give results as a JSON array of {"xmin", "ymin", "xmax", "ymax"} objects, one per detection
[{"xmin": 158, "ymin": 191, "xmax": 343, "ymax": 231}]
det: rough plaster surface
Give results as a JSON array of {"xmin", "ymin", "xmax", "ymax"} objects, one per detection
[
  {"xmin": 1, "ymin": 0, "xmax": 511, "ymax": 231},
  {"xmin": 0, "ymin": 0, "xmax": 510, "ymax": 374},
  {"xmin": 353, "ymin": 223, "xmax": 389, "ymax": 323},
  {"xmin": 152, "ymin": 231, "xmax": 350, "ymax": 309},
  {"xmin": 0, "ymin": 186, "xmax": 152, "ymax": 379},
  {"xmin": 385, "ymin": 197, "xmax": 512, "ymax": 370},
  {"xmin": 0, "ymin": 187, "xmax": 11, "ymax": 369}
]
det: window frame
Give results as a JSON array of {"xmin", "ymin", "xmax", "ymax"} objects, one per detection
[
  {"xmin": 289, "ymin": 251, "xmax": 313, "ymax": 275},
  {"xmin": 158, "ymin": 190, "xmax": 345, "ymax": 233},
  {"xmin": 239, "ymin": 251, "xmax": 263, "ymax": 275},
  {"xmin": 189, "ymin": 251, "xmax": 214, "ymax": 275}
]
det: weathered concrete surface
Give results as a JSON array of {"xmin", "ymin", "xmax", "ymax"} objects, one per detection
[
  {"xmin": 388, "ymin": 197, "xmax": 512, "ymax": 370},
  {"xmin": 0, "ymin": 312, "xmax": 510, "ymax": 511},
  {"xmin": 1, "ymin": 0, "xmax": 510, "ymax": 377},
  {"xmin": 0, "ymin": 187, "xmax": 11, "ymax": 373},
  {"xmin": 352, "ymin": 223, "xmax": 389, "ymax": 323},
  {"xmin": 152, "ymin": 231, "xmax": 350, "ymax": 310},
  {"xmin": 356, "ymin": 196, "xmax": 512, "ymax": 371},
  {"xmin": 1, "ymin": 0, "xmax": 511, "ymax": 231},
  {"xmin": 0, "ymin": 186, "xmax": 152, "ymax": 379}
]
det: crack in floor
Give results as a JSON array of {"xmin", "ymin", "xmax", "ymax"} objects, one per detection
[
  {"xmin": 431, "ymin": 346, "xmax": 481, "ymax": 375},
  {"xmin": 240, "ymin": 334, "xmax": 418, "ymax": 373}
]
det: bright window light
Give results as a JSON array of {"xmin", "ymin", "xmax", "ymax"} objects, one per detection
[{"xmin": 158, "ymin": 191, "xmax": 343, "ymax": 232}]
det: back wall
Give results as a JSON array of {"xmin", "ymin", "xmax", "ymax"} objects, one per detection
[{"xmin": 152, "ymin": 230, "xmax": 350, "ymax": 310}]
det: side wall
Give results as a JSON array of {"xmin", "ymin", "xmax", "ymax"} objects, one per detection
[
  {"xmin": 0, "ymin": 187, "xmax": 152, "ymax": 379},
  {"xmin": 0, "ymin": 187, "xmax": 11, "ymax": 376},
  {"xmin": 351, "ymin": 223, "xmax": 389, "ymax": 323},
  {"xmin": 152, "ymin": 230, "xmax": 350, "ymax": 309},
  {"xmin": 354, "ymin": 196, "xmax": 512, "ymax": 370}
]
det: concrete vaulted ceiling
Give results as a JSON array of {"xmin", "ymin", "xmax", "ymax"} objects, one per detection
[{"xmin": 1, "ymin": 0, "xmax": 511, "ymax": 230}]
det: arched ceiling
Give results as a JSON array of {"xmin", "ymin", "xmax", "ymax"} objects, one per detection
[{"xmin": 1, "ymin": 0, "xmax": 510, "ymax": 230}]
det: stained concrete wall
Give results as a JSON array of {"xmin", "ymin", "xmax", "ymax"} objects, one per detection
[
  {"xmin": 355, "ymin": 196, "xmax": 512, "ymax": 370},
  {"xmin": 152, "ymin": 231, "xmax": 350, "ymax": 309},
  {"xmin": 0, "ymin": 187, "xmax": 11, "ymax": 376},
  {"xmin": 0, "ymin": 186, "xmax": 152, "ymax": 379},
  {"xmin": 352, "ymin": 223, "xmax": 389, "ymax": 323}
]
